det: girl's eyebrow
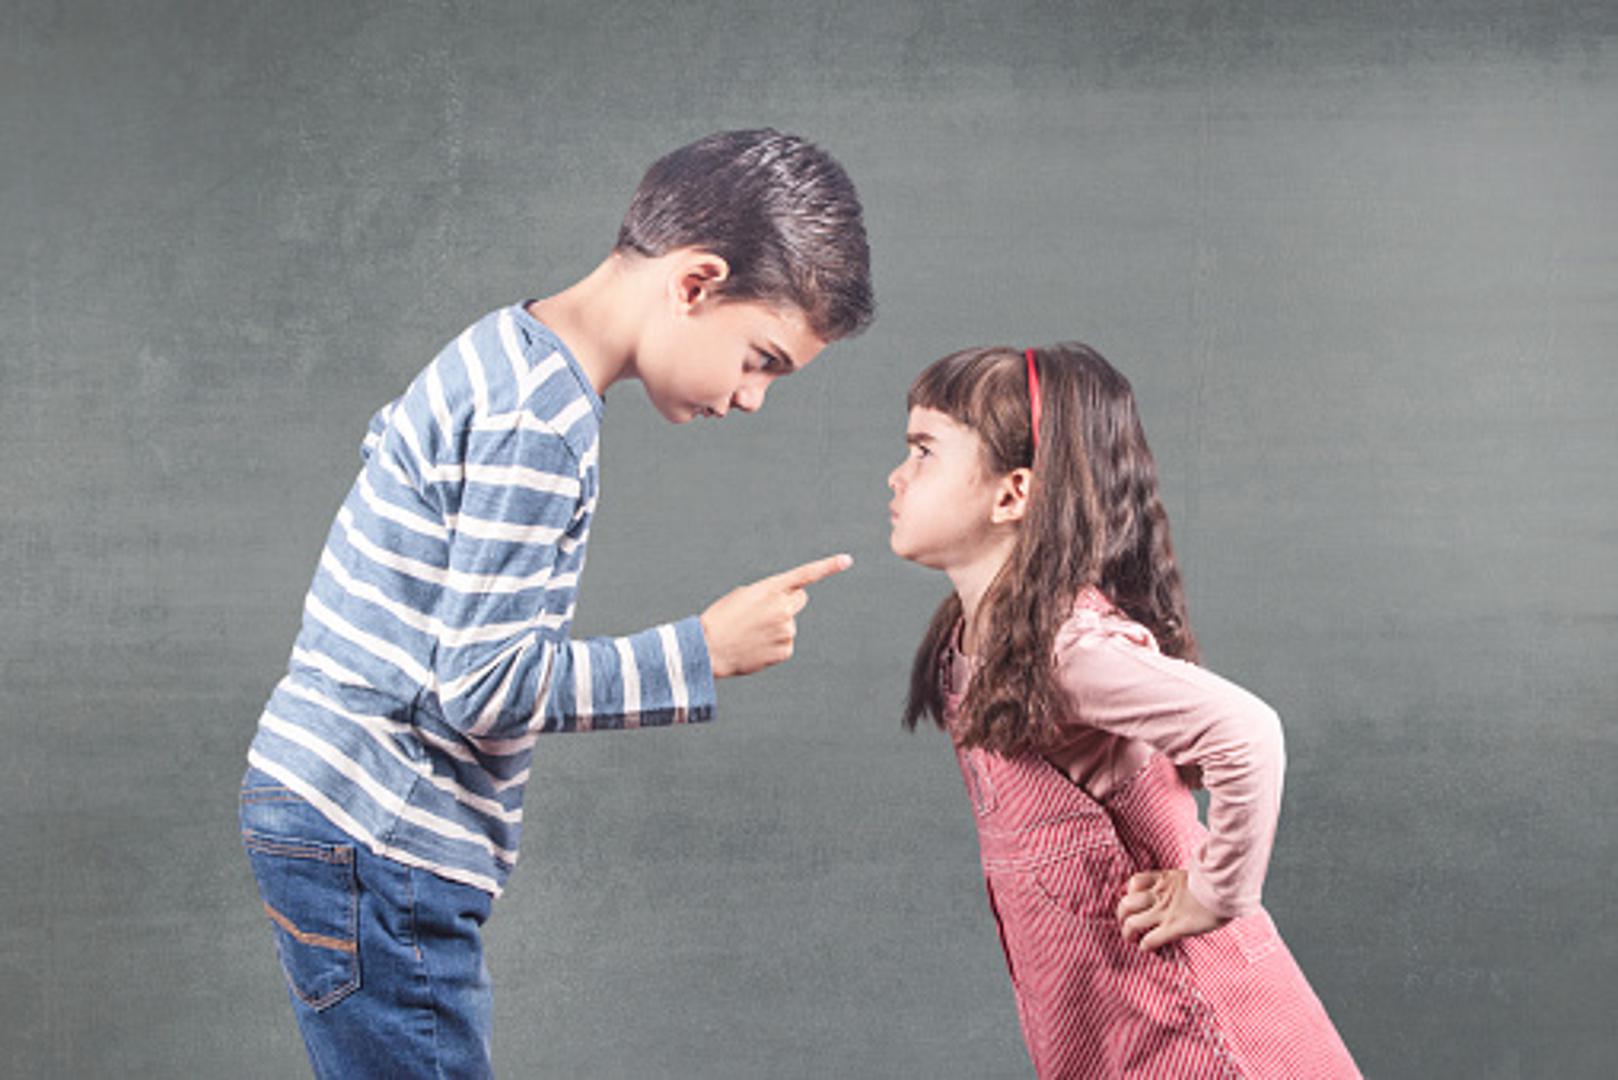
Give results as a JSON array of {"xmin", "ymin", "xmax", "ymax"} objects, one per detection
[{"xmin": 905, "ymin": 432, "xmax": 936, "ymax": 447}]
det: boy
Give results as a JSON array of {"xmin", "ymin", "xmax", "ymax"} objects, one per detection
[{"xmin": 240, "ymin": 129, "xmax": 874, "ymax": 1078}]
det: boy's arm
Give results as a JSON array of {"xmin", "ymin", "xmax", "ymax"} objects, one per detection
[
  {"xmin": 423, "ymin": 440, "xmax": 847, "ymax": 735},
  {"xmin": 416, "ymin": 432, "xmax": 716, "ymax": 739},
  {"xmin": 530, "ymin": 618, "xmax": 716, "ymax": 732},
  {"xmin": 377, "ymin": 317, "xmax": 716, "ymax": 739},
  {"xmin": 423, "ymin": 443, "xmax": 848, "ymax": 734},
  {"xmin": 383, "ymin": 310, "xmax": 841, "ymax": 740}
]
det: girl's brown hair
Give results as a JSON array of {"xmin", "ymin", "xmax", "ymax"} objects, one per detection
[{"xmin": 902, "ymin": 344, "xmax": 1198, "ymax": 755}]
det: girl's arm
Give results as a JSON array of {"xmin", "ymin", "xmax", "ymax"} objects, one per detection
[{"xmin": 1051, "ymin": 613, "xmax": 1285, "ymax": 921}]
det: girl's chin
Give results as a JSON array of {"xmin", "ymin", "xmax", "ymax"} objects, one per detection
[{"xmin": 894, "ymin": 546, "xmax": 950, "ymax": 572}]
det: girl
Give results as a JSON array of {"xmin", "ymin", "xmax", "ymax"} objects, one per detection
[{"xmin": 888, "ymin": 344, "xmax": 1360, "ymax": 1078}]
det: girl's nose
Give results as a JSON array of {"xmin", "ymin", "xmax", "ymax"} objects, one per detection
[
  {"xmin": 733, "ymin": 382, "xmax": 766, "ymax": 413},
  {"xmin": 887, "ymin": 464, "xmax": 902, "ymax": 491}
]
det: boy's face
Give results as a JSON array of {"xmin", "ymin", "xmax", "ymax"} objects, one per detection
[
  {"xmin": 639, "ymin": 287, "xmax": 828, "ymax": 424},
  {"xmin": 888, "ymin": 407, "xmax": 1016, "ymax": 570}
]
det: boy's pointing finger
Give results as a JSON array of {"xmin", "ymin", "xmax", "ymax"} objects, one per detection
[{"xmin": 773, "ymin": 553, "xmax": 854, "ymax": 592}]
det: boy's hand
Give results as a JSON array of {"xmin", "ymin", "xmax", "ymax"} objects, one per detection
[
  {"xmin": 701, "ymin": 554, "xmax": 853, "ymax": 678},
  {"xmin": 1115, "ymin": 868, "xmax": 1229, "ymax": 952}
]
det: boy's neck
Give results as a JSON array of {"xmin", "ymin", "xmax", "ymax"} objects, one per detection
[{"xmin": 526, "ymin": 253, "xmax": 648, "ymax": 397}]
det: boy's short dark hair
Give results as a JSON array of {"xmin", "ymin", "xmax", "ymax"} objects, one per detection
[{"xmin": 616, "ymin": 129, "xmax": 875, "ymax": 341}]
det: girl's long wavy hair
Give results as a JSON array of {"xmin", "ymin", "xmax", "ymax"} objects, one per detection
[{"xmin": 902, "ymin": 344, "xmax": 1199, "ymax": 755}]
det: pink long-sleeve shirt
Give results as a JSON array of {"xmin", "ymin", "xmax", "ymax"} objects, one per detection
[{"xmin": 943, "ymin": 588, "xmax": 1285, "ymax": 918}]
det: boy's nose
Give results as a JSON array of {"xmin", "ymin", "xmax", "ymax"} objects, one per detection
[{"xmin": 733, "ymin": 384, "xmax": 765, "ymax": 413}]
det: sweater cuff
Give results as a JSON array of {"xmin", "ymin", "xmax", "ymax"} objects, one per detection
[{"xmin": 672, "ymin": 615, "xmax": 717, "ymax": 720}]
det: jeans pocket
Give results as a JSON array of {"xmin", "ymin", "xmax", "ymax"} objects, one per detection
[{"xmin": 243, "ymin": 827, "xmax": 361, "ymax": 1010}]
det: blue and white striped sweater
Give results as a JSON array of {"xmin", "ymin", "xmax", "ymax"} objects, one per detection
[{"xmin": 248, "ymin": 304, "xmax": 716, "ymax": 895}]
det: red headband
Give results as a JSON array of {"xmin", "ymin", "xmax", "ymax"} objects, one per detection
[{"xmin": 1025, "ymin": 347, "xmax": 1042, "ymax": 454}]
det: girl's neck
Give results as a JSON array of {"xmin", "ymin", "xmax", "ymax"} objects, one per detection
[{"xmin": 947, "ymin": 539, "xmax": 1015, "ymax": 655}]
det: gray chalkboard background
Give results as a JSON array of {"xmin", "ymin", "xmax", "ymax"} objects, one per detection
[{"xmin": 4, "ymin": 2, "xmax": 1615, "ymax": 1077}]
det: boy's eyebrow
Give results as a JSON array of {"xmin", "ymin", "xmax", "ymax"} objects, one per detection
[
  {"xmin": 905, "ymin": 432, "xmax": 936, "ymax": 447},
  {"xmin": 760, "ymin": 340, "xmax": 798, "ymax": 372}
]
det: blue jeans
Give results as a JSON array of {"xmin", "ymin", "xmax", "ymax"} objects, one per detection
[{"xmin": 240, "ymin": 767, "xmax": 495, "ymax": 1078}]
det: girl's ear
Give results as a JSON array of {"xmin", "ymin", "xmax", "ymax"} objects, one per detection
[
  {"xmin": 990, "ymin": 467, "xmax": 1033, "ymax": 525},
  {"xmin": 669, "ymin": 249, "xmax": 731, "ymax": 312}
]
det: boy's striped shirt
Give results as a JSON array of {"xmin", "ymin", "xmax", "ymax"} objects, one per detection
[{"xmin": 247, "ymin": 304, "xmax": 716, "ymax": 895}]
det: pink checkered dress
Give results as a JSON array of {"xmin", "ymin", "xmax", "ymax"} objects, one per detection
[{"xmin": 956, "ymin": 744, "xmax": 1361, "ymax": 1077}]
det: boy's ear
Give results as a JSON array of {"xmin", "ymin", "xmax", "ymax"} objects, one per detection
[
  {"xmin": 990, "ymin": 468, "xmax": 1033, "ymax": 525},
  {"xmin": 669, "ymin": 250, "xmax": 731, "ymax": 312}
]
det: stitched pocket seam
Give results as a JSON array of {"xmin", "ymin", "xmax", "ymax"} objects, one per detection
[
  {"xmin": 244, "ymin": 831, "xmax": 361, "ymax": 1010},
  {"xmin": 1023, "ymin": 849, "xmax": 1128, "ymax": 921},
  {"xmin": 1229, "ymin": 910, "xmax": 1282, "ymax": 964},
  {"xmin": 243, "ymin": 830, "xmax": 355, "ymax": 865}
]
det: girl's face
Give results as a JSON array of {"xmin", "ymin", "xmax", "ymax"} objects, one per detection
[{"xmin": 888, "ymin": 407, "xmax": 1020, "ymax": 570}]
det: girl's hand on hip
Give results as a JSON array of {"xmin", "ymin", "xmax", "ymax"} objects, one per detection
[
  {"xmin": 1115, "ymin": 868, "xmax": 1227, "ymax": 952},
  {"xmin": 700, "ymin": 554, "xmax": 852, "ymax": 678}
]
